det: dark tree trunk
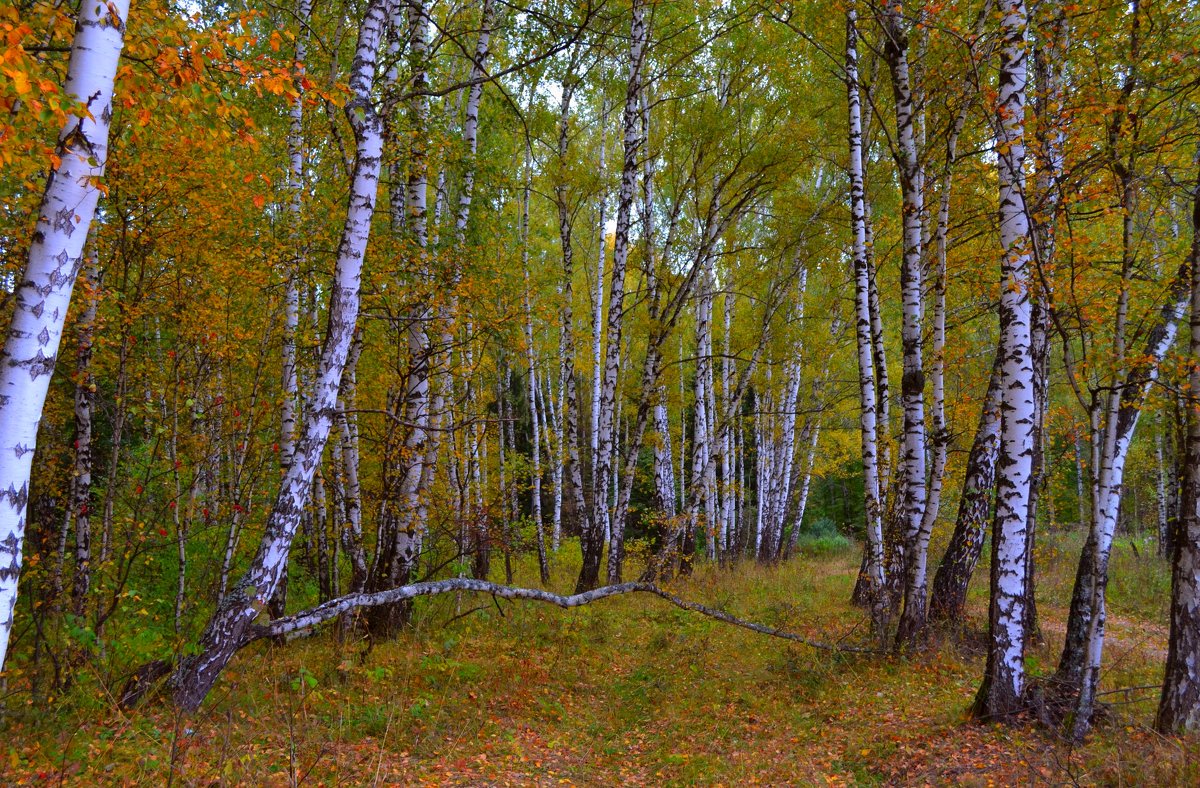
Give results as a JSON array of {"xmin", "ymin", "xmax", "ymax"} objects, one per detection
[
  {"xmin": 929, "ymin": 349, "xmax": 1003, "ymax": 624},
  {"xmin": 1155, "ymin": 159, "xmax": 1200, "ymax": 734}
]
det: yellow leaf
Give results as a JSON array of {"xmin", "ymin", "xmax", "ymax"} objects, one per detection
[{"xmin": 10, "ymin": 68, "xmax": 29, "ymax": 95}]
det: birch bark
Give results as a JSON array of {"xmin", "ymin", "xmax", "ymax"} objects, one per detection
[
  {"xmin": 0, "ymin": 0, "xmax": 129, "ymax": 672},
  {"xmin": 1072, "ymin": 222, "xmax": 1192, "ymax": 738},
  {"xmin": 846, "ymin": 2, "xmax": 886, "ymax": 624},
  {"xmin": 582, "ymin": 0, "xmax": 646, "ymax": 590},
  {"xmin": 974, "ymin": 0, "xmax": 1036, "ymax": 719},
  {"xmin": 69, "ymin": 256, "xmax": 101, "ymax": 619},
  {"xmin": 368, "ymin": 0, "xmax": 433, "ymax": 635},
  {"xmin": 553, "ymin": 82, "xmax": 595, "ymax": 591},
  {"xmin": 522, "ymin": 149, "xmax": 550, "ymax": 583},
  {"xmin": 280, "ymin": 0, "xmax": 315, "ymax": 481},
  {"xmin": 591, "ymin": 96, "xmax": 610, "ymax": 544},
  {"xmin": 171, "ymin": 0, "xmax": 388, "ymax": 710},
  {"xmin": 641, "ymin": 91, "xmax": 675, "ymax": 521},
  {"xmin": 878, "ymin": 0, "xmax": 929, "ymax": 648}
]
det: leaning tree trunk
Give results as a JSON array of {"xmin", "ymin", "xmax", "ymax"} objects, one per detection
[
  {"xmin": 170, "ymin": 0, "xmax": 388, "ymax": 711},
  {"xmin": 1066, "ymin": 170, "xmax": 1190, "ymax": 737},
  {"xmin": 973, "ymin": 0, "xmax": 1035, "ymax": 722},
  {"xmin": 0, "ymin": 0, "xmax": 129, "ymax": 673},
  {"xmin": 1155, "ymin": 162, "xmax": 1200, "ymax": 734},
  {"xmin": 1070, "ymin": 101, "xmax": 1191, "ymax": 750}
]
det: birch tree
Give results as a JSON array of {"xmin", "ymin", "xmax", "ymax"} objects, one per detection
[
  {"xmin": 170, "ymin": 0, "xmax": 389, "ymax": 710},
  {"xmin": 279, "ymin": 0, "xmax": 315, "ymax": 487},
  {"xmin": 1156, "ymin": 159, "xmax": 1200, "ymax": 734},
  {"xmin": 846, "ymin": 1, "xmax": 886, "ymax": 627},
  {"xmin": 877, "ymin": 0, "xmax": 929, "ymax": 648},
  {"xmin": 0, "ymin": 0, "xmax": 130, "ymax": 673},
  {"xmin": 580, "ymin": 0, "xmax": 647, "ymax": 591},
  {"xmin": 973, "ymin": 0, "xmax": 1036, "ymax": 720},
  {"xmin": 68, "ymin": 256, "xmax": 101, "ymax": 619}
]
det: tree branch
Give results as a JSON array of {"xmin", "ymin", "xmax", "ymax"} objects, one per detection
[{"xmin": 251, "ymin": 578, "xmax": 880, "ymax": 654}]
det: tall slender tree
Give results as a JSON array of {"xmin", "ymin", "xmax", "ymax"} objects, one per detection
[{"xmin": 973, "ymin": 0, "xmax": 1036, "ymax": 721}]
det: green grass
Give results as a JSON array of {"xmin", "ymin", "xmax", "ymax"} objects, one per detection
[{"xmin": 2, "ymin": 532, "xmax": 1198, "ymax": 785}]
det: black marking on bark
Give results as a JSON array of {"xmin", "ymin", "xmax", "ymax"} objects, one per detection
[
  {"xmin": 26, "ymin": 349, "xmax": 57, "ymax": 379},
  {"xmin": 0, "ymin": 483, "xmax": 28, "ymax": 510},
  {"xmin": 54, "ymin": 207, "xmax": 76, "ymax": 236},
  {"xmin": 901, "ymin": 368, "xmax": 925, "ymax": 396}
]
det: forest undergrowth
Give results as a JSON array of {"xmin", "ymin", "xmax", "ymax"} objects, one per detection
[{"xmin": 1, "ymin": 532, "xmax": 1195, "ymax": 786}]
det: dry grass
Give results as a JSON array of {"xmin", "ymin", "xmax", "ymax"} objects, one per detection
[{"xmin": 2, "ymin": 531, "xmax": 1198, "ymax": 785}]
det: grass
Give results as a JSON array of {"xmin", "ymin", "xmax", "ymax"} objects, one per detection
[{"xmin": 2, "ymin": 530, "xmax": 1199, "ymax": 785}]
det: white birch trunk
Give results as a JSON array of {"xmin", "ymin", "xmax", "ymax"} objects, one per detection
[
  {"xmin": 385, "ymin": 0, "xmax": 434, "ymax": 598},
  {"xmin": 1156, "ymin": 426, "xmax": 1169, "ymax": 557},
  {"xmin": 0, "ymin": 0, "xmax": 129, "ymax": 672},
  {"xmin": 337, "ymin": 335, "xmax": 367, "ymax": 591},
  {"xmin": 720, "ymin": 290, "xmax": 735, "ymax": 553},
  {"xmin": 639, "ymin": 89, "xmax": 675, "ymax": 522},
  {"xmin": 787, "ymin": 421, "xmax": 822, "ymax": 557},
  {"xmin": 594, "ymin": 0, "xmax": 647, "ymax": 588},
  {"xmin": 280, "ymin": 0, "xmax": 315, "ymax": 479},
  {"xmin": 846, "ymin": 2, "xmax": 886, "ymax": 620},
  {"xmin": 69, "ymin": 255, "xmax": 101, "ymax": 618},
  {"xmin": 454, "ymin": 0, "xmax": 494, "ymax": 246},
  {"xmin": 691, "ymin": 259, "xmax": 714, "ymax": 559},
  {"xmin": 522, "ymin": 150, "xmax": 550, "ymax": 583},
  {"xmin": 879, "ymin": 0, "xmax": 929, "ymax": 647},
  {"xmin": 1074, "ymin": 254, "xmax": 1192, "ymax": 736},
  {"xmin": 171, "ymin": 0, "xmax": 388, "ymax": 710},
  {"xmin": 554, "ymin": 84, "xmax": 594, "ymax": 588},
  {"xmin": 542, "ymin": 370, "xmax": 564, "ymax": 550},
  {"xmin": 591, "ymin": 96, "xmax": 610, "ymax": 543},
  {"xmin": 974, "ymin": 0, "xmax": 1035, "ymax": 719}
]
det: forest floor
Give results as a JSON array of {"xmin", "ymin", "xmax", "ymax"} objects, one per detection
[{"xmin": 3, "ymin": 531, "xmax": 1199, "ymax": 786}]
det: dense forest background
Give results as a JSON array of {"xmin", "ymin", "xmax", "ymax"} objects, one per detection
[{"xmin": 2, "ymin": 0, "xmax": 1200, "ymax": 780}]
